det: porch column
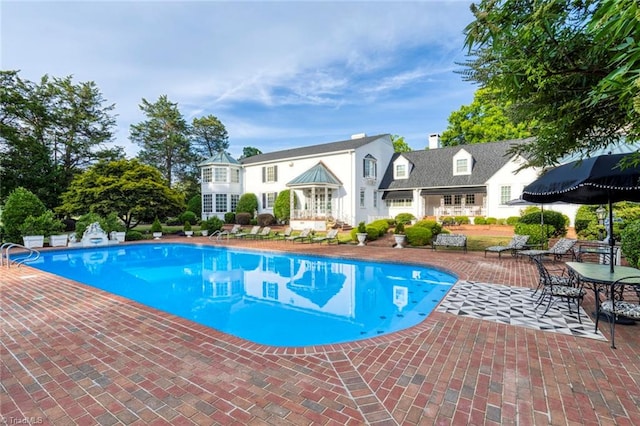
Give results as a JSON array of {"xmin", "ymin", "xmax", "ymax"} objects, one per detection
[{"xmin": 290, "ymin": 189, "xmax": 294, "ymax": 220}]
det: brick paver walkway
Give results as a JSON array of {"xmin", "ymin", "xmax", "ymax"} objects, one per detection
[{"xmin": 2, "ymin": 235, "xmax": 639, "ymax": 425}]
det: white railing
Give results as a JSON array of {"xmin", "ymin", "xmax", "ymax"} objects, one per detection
[
  {"xmin": 1, "ymin": 243, "xmax": 40, "ymax": 268},
  {"xmin": 434, "ymin": 206, "xmax": 486, "ymax": 218}
]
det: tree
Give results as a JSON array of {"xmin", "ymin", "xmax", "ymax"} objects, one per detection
[
  {"xmin": 1, "ymin": 187, "xmax": 47, "ymax": 243},
  {"xmin": 236, "ymin": 193, "xmax": 259, "ymax": 216},
  {"xmin": 58, "ymin": 159, "xmax": 185, "ymax": 229},
  {"xmin": 191, "ymin": 115, "xmax": 229, "ymax": 157},
  {"xmin": 462, "ymin": 0, "xmax": 639, "ymax": 166},
  {"xmin": 0, "ymin": 71, "xmax": 120, "ymax": 207},
  {"xmin": 238, "ymin": 146, "xmax": 262, "ymax": 160},
  {"xmin": 273, "ymin": 189, "xmax": 300, "ymax": 223},
  {"xmin": 391, "ymin": 135, "xmax": 412, "ymax": 153},
  {"xmin": 440, "ymin": 88, "xmax": 535, "ymax": 146},
  {"xmin": 130, "ymin": 95, "xmax": 191, "ymax": 186}
]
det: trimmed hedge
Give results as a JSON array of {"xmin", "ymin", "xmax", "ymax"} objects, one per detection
[{"xmin": 405, "ymin": 226, "xmax": 432, "ymax": 246}]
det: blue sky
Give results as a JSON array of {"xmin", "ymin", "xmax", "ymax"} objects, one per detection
[{"xmin": 2, "ymin": 0, "xmax": 477, "ymax": 158}]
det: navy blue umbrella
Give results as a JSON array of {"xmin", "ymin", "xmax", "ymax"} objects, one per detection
[{"xmin": 522, "ymin": 153, "xmax": 640, "ymax": 272}]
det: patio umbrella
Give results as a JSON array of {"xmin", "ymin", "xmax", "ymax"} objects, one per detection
[{"xmin": 522, "ymin": 153, "xmax": 640, "ymax": 272}]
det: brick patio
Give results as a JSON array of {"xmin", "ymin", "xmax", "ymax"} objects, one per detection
[{"xmin": 2, "ymin": 236, "xmax": 639, "ymax": 425}]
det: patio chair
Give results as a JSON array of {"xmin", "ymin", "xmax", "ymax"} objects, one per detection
[
  {"xmin": 532, "ymin": 256, "xmax": 585, "ymax": 323},
  {"xmin": 236, "ymin": 226, "xmax": 261, "ymax": 239},
  {"xmin": 311, "ymin": 228, "xmax": 339, "ymax": 244},
  {"xmin": 285, "ymin": 228, "xmax": 312, "ymax": 243},
  {"xmin": 594, "ymin": 275, "xmax": 640, "ymax": 349},
  {"xmin": 484, "ymin": 234, "xmax": 530, "ymax": 258},
  {"xmin": 519, "ymin": 238, "xmax": 577, "ymax": 261},
  {"xmin": 210, "ymin": 224, "xmax": 242, "ymax": 240},
  {"xmin": 255, "ymin": 226, "xmax": 272, "ymax": 239}
]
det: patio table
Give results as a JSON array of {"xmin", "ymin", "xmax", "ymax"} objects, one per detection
[{"xmin": 566, "ymin": 261, "xmax": 640, "ymax": 327}]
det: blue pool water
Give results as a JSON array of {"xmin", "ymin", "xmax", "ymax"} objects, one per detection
[{"xmin": 26, "ymin": 244, "xmax": 456, "ymax": 347}]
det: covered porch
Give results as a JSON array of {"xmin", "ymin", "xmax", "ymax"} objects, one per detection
[
  {"xmin": 288, "ymin": 162, "xmax": 343, "ymax": 231},
  {"xmin": 421, "ymin": 186, "xmax": 487, "ymax": 219}
]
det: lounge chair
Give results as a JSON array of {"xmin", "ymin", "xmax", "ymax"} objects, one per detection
[
  {"xmin": 210, "ymin": 224, "xmax": 242, "ymax": 240},
  {"xmin": 484, "ymin": 234, "xmax": 530, "ymax": 258},
  {"xmin": 311, "ymin": 229, "xmax": 339, "ymax": 244},
  {"xmin": 255, "ymin": 226, "xmax": 272, "ymax": 239},
  {"xmin": 285, "ymin": 228, "xmax": 312, "ymax": 243},
  {"xmin": 519, "ymin": 238, "xmax": 577, "ymax": 261},
  {"xmin": 236, "ymin": 226, "xmax": 261, "ymax": 239}
]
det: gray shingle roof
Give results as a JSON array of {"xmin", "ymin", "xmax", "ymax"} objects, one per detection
[
  {"xmin": 379, "ymin": 138, "xmax": 533, "ymax": 190},
  {"xmin": 240, "ymin": 134, "xmax": 390, "ymax": 165}
]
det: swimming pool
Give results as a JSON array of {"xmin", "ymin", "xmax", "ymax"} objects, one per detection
[{"xmin": 27, "ymin": 244, "xmax": 456, "ymax": 347}]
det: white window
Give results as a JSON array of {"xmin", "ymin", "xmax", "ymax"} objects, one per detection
[
  {"xmin": 443, "ymin": 195, "xmax": 452, "ymax": 205},
  {"xmin": 500, "ymin": 186, "xmax": 511, "ymax": 205},
  {"xmin": 466, "ymin": 194, "xmax": 476, "ymax": 205},
  {"xmin": 231, "ymin": 168, "xmax": 240, "ymax": 183},
  {"xmin": 263, "ymin": 192, "xmax": 277, "ymax": 209},
  {"xmin": 203, "ymin": 194, "xmax": 213, "ymax": 213},
  {"xmin": 230, "ymin": 194, "xmax": 239, "ymax": 211},
  {"xmin": 454, "ymin": 194, "xmax": 463, "ymax": 205},
  {"xmin": 215, "ymin": 194, "xmax": 228, "ymax": 212},
  {"xmin": 262, "ymin": 165, "xmax": 277, "ymax": 183},
  {"xmin": 202, "ymin": 168, "xmax": 212, "ymax": 183},
  {"xmin": 456, "ymin": 159, "xmax": 468, "ymax": 174},
  {"xmin": 363, "ymin": 156, "xmax": 377, "ymax": 178},
  {"xmin": 385, "ymin": 199, "xmax": 412, "ymax": 207},
  {"xmin": 360, "ymin": 188, "xmax": 365, "ymax": 208},
  {"xmin": 395, "ymin": 164, "xmax": 406, "ymax": 178},
  {"xmin": 214, "ymin": 167, "xmax": 227, "ymax": 182}
]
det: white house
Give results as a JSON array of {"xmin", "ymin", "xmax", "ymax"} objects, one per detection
[{"xmin": 200, "ymin": 133, "xmax": 639, "ymax": 229}]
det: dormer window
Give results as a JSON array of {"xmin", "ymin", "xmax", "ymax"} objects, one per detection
[
  {"xmin": 453, "ymin": 149, "xmax": 472, "ymax": 176},
  {"xmin": 395, "ymin": 164, "xmax": 406, "ymax": 178},
  {"xmin": 393, "ymin": 156, "xmax": 411, "ymax": 180},
  {"xmin": 363, "ymin": 154, "xmax": 377, "ymax": 179}
]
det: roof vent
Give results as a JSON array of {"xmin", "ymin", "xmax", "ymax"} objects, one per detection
[{"xmin": 351, "ymin": 133, "xmax": 367, "ymax": 139}]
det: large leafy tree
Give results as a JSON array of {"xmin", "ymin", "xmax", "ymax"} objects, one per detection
[
  {"xmin": 58, "ymin": 159, "xmax": 185, "ymax": 229},
  {"xmin": 191, "ymin": 114, "xmax": 229, "ymax": 158},
  {"xmin": 462, "ymin": 0, "xmax": 639, "ymax": 166},
  {"xmin": 440, "ymin": 88, "xmax": 535, "ymax": 146},
  {"xmin": 238, "ymin": 146, "xmax": 262, "ymax": 160},
  {"xmin": 0, "ymin": 71, "xmax": 120, "ymax": 207},
  {"xmin": 130, "ymin": 95, "xmax": 191, "ymax": 186},
  {"xmin": 391, "ymin": 134, "xmax": 412, "ymax": 153}
]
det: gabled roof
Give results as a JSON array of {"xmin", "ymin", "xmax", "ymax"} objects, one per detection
[
  {"xmin": 287, "ymin": 162, "xmax": 342, "ymax": 187},
  {"xmin": 240, "ymin": 134, "xmax": 390, "ymax": 165},
  {"xmin": 198, "ymin": 151, "xmax": 240, "ymax": 166},
  {"xmin": 379, "ymin": 138, "xmax": 532, "ymax": 190}
]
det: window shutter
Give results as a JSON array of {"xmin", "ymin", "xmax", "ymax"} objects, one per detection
[
  {"xmin": 262, "ymin": 193, "xmax": 266, "ymax": 209},
  {"xmin": 262, "ymin": 167, "xmax": 265, "ymax": 182},
  {"xmin": 274, "ymin": 165, "xmax": 278, "ymax": 181},
  {"xmin": 362, "ymin": 159, "xmax": 366, "ymax": 177}
]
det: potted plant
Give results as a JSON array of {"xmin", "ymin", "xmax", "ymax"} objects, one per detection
[
  {"xmin": 183, "ymin": 221, "xmax": 193, "ymax": 237},
  {"xmin": 151, "ymin": 218, "xmax": 163, "ymax": 239},
  {"xmin": 394, "ymin": 222, "xmax": 406, "ymax": 249},
  {"xmin": 356, "ymin": 221, "xmax": 368, "ymax": 246},
  {"xmin": 20, "ymin": 211, "xmax": 63, "ymax": 249}
]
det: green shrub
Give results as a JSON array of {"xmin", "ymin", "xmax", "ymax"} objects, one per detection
[
  {"xmin": 506, "ymin": 216, "xmax": 520, "ymax": 226},
  {"xmin": 575, "ymin": 206, "xmax": 597, "ymax": 236},
  {"xmin": 19, "ymin": 211, "xmax": 64, "ymax": 236},
  {"xmin": 519, "ymin": 210, "xmax": 567, "ymax": 237},
  {"xmin": 236, "ymin": 212, "xmax": 251, "ymax": 225},
  {"xmin": 126, "ymin": 230, "xmax": 144, "ymax": 241},
  {"xmin": 621, "ymin": 219, "xmax": 640, "ymax": 268},
  {"xmin": 441, "ymin": 216, "xmax": 456, "ymax": 226},
  {"xmin": 485, "ymin": 217, "xmax": 497, "ymax": 225},
  {"xmin": 1, "ymin": 187, "xmax": 47, "ymax": 242},
  {"xmin": 351, "ymin": 222, "xmax": 368, "ymax": 242},
  {"xmin": 395, "ymin": 213, "xmax": 415, "ymax": 224},
  {"xmin": 236, "ymin": 193, "xmax": 258, "ymax": 216},
  {"xmin": 454, "ymin": 215, "xmax": 470, "ymax": 225},
  {"xmin": 224, "ymin": 212, "xmax": 236, "ymax": 224},
  {"xmin": 183, "ymin": 221, "xmax": 192, "ymax": 231},
  {"xmin": 150, "ymin": 217, "xmax": 163, "ymax": 233},
  {"xmin": 357, "ymin": 221, "xmax": 367, "ymax": 233},
  {"xmin": 186, "ymin": 195, "xmax": 201, "ymax": 218},
  {"xmin": 405, "ymin": 226, "xmax": 432, "ymax": 246},
  {"xmin": 179, "ymin": 211, "xmax": 198, "ymax": 225},
  {"xmin": 514, "ymin": 223, "xmax": 555, "ymax": 246},
  {"xmin": 273, "ymin": 189, "xmax": 299, "ymax": 223},
  {"xmin": 369, "ymin": 219, "xmax": 390, "ymax": 237},
  {"xmin": 75, "ymin": 212, "xmax": 104, "ymax": 237},
  {"xmin": 474, "ymin": 216, "xmax": 487, "ymax": 225},
  {"xmin": 413, "ymin": 220, "xmax": 442, "ymax": 236},
  {"xmin": 394, "ymin": 222, "xmax": 405, "ymax": 234},
  {"xmin": 257, "ymin": 213, "xmax": 276, "ymax": 226},
  {"xmin": 202, "ymin": 217, "xmax": 224, "ymax": 233},
  {"xmin": 365, "ymin": 225, "xmax": 379, "ymax": 240}
]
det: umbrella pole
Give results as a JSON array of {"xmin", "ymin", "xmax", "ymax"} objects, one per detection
[{"xmin": 608, "ymin": 197, "xmax": 615, "ymax": 273}]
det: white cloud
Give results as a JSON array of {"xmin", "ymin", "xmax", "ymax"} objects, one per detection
[{"xmin": 2, "ymin": 0, "xmax": 475, "ymax": 157}]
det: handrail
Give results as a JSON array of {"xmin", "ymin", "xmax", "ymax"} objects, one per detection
[{"xmin": 1, "ymin": 243, "xmax": 40, "ymax": 268}]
